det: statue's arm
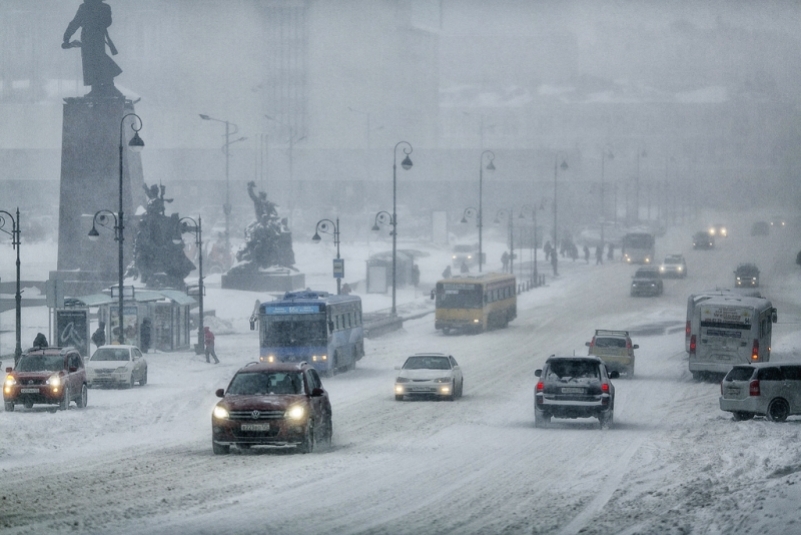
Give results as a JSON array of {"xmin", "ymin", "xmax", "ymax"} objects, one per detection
[
  {"xmin": 63, "ymin": 7, "xmax": 83, "ymax": 43},
  {"xmin": 247, "ymin": 181, "xmax": 258, "ymax": 202}
]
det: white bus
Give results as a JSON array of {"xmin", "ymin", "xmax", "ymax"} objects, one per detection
[
  {"xmin": 621, "ymin": 232, "xmax": 655, "ymax": 264},
  {"xmin": 685, "ymin": 288, "xmax": 762, "ymax": 353},
  {"xmin": 688, "ymin": 295, "xmax": 776, "ymax": 380}
]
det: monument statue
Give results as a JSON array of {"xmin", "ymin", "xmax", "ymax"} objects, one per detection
[
  {"xmin": 62, "ymin": 0, "xmax": 122, "ymax": 97},
  {"xmin": 234, "ymin": 182, "xmax": 296, "ymax": 270},
  {"xmin": 129, "ymin": 183, "xmax": 195, "ymax": 289}
]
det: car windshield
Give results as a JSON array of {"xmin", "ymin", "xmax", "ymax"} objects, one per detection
[
  {"xmin": 546, "ymin": 360, "xmax": 600, "ymax": 380},
  {"xmin": 665, "ymin": 257, "xmax": 682, "ymax": 264},
  {"xmin": 594, "ymin": 337, "xmax": 627, "ymax": 349},
  {"xmin": 403, "ymin": 356, "xmax": 451, "ymax": 370},
  {"xmin": 453, "ymin": 245, "xmax": 474, "ymax": 253},
  {"xmin": 227, "ymin": 371, "xmax": 303, "ymax": 396},
  {"xmin": 636, "ymin": 270, "xmax": 658, "ymax": 279},
  {"xmin": 17, "ymin": 354, "xmax": 63, "ymax": 372},
  {"xmin": 91, "ymin": 348, "xmax": 131, "ymax": 362}
]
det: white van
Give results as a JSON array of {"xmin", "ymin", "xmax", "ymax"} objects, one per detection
[
  {"xmin": 688, "ymin": 295, "xmax": 777, "ymax": 380},
  {"xmin": 685, "ymin": 288, "xmax": 762, "ymax": 353}
]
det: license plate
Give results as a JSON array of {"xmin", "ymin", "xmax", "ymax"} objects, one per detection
[
  {"xmin": 21, "ymin": 388, "xmax": 39, "ymax": 394},
  {"xmin": 241, "ymin": 424, "xmax": 270, "ymax": 432},
  {"xmin": 561, "ymin": 387, "xmax": 584, "ymax": 394}
]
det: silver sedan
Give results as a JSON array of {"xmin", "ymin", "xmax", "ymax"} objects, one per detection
[{"xmin": 394, "ymin": 353, "xmax": 464, "ymax": 401}]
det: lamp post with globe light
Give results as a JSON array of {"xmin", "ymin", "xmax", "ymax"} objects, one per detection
[
  {"xmin": 0, "ymin": 208, "xmax": 22, "ymax": 362},
  {"xmin": 313, "ymin": 218, "xmax": 341, "ymax": 295}
]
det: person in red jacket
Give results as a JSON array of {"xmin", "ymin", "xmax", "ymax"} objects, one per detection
[{"xmin": 203, "ymin": 326, "xmax": 219, "ymax": 364}]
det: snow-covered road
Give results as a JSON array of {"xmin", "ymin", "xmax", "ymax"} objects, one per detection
[{"xmin": 2, "ymin": 214, "xmax": 801, "ymax": 534}]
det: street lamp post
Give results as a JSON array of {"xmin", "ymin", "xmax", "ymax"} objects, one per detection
[
  {"xmin": 635, "ymin": 148, "xmax": 647, "ymax": 224},
  {"xmin": 313, "ymin": 218, "xmax": 342, "ymax": 295},
  {"xmin": 478, "ymin": 150, "xmax": 495, "ymax": 273},
  {"xmin": 175, "ymin": 217, "xmax": 204, "ymax": 354},
  {"xmin": 519, "ymin": 203, "xmax": 542, "ymax": 287},
  {"xmin": 89, "ymin": 113, "xmax": 144, "ymax": 345},
  {"xmin": 600, "ymin": 148, "xmax": 614, "ymax": 252},
  {"xmin": 553, "ymin": 154, "xmax": 569, "ymax": 276},
  {"xmin": 199, "ymin": 114, "xmax": 246, "ymax": 259},
  {"xmin": 0, "ymin": 208, "xmax": 22, "ymax": 362},
  {"xmin": 494, "ymin": 209, "xmax": 514, "ymax": 273}
]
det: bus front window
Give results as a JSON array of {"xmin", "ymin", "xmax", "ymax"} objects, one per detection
[
  {"xmin": 437, "ymin": 284, "xmax": 483, "ymax": 309},
  {"xmin": 261, "ymin": 315, "xmax": 328, "ymax": 347}
]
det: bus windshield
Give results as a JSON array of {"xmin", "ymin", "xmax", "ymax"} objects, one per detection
[
  {"xmin": 622, "ymin": 233, "xmax": 654, "ymax": 249},
  {"xmin": 261, "ymin": 314, "xmax": 328, "ymax": 347},
  {"xmin": 437, "ymin": 283, "xmax": 483, "ymax": 309}
]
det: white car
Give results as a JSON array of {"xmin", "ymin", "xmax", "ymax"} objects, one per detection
[
  {"xmin": 659, "ymin": 254, "xmax": 687, "ymax": 278},
  {"xmin": 86, "ymin": 345, "xmax": 148, "ymax": 388},
  {"xmin": 394, "ymin": 353, "xmax": 464, "ymax": 401}
]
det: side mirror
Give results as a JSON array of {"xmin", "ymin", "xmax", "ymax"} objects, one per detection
[
  {"xmin": 430, "ymin": 289, "xmax": 435, "ymax": 300},
  {"xmin": 215, "ymin": 388, "xmax": 225, "ymax": 398},
  {"xmin": 633, "ymin": 344, "xmax": 639, "ymax": 349},
  {"xmin": 772, "ymin": 309, "xmax": 778, "ymax": 323},
  {"xmin": 584, "ymin": 342, "xmax": 591, "ymax": 347},
  {"xmin": 249, "ymin": 319, "xmax": 256, "ymax": 331},
  {"xmin": 311, "ymin": 387, "xmax": 325, "ymax": 397},
  {"xmin": 609, "ymin": 371, "xmax": 620, "ymax": 379},
  {"xmin": 5, "ymin": 367, "xmax": 11, "ymax": 373},
  {"xmin": 534, "ymin": 369, "xmax": 542, "ymax": 377},
  {"xmin": 394, "ymin": 366, "xmax": 401, "ymax": 371},
  {"xmin": 328, "ymin": 321, "xmax": 335, "ymax": 332}
]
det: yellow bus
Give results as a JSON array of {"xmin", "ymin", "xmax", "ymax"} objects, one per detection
[{"xmin": 432, "ymin": 273, "xmax": 517, "ymax": 334}]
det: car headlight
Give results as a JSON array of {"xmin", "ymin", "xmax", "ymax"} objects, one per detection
[
  {"xmin": 259, "ymin": 354, "xmax": 277, "ymax": 363},
  {"xmin": 46, "ymin": 373, "xmax": 62, "ymax": 387},
  {"xmin": 4, "ymin": 374, "xmax": 16, "ymax": 387},
  {"xmin": 212, "ymin": 405, "xmax": 229, "ymax": 420},
  {"xmin": 395, "ymin": 377, "xmax": 410, "ymax": 383},
  {"xmin": 677, "ymin": 266, "xmax": 683, "ymax": 272},
  {"xmin": 285, "ymin": 405, "xmax": 306, "ymax": 421},
  {"xmin": 659, "ymin": 266, "xmax": 665, "ymax": 272},
  {"xmin": 434, "ymin": 377, "xmax": 452, "ymax": 383}
]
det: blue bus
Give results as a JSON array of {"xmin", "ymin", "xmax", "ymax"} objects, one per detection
[{"xmin": 253, "ymin": 290, "xmax": 364, "ymax": 376}]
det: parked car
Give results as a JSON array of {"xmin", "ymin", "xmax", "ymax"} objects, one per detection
[
  {"xmin": 693, "ymin": 231, "xmax": 715, "ymax": 249},
  {"xmin": 751, "ymin": 221, "xmax": 770, "ymax": 236},
  {"xmin": 720, "ymin": 363, "xmax": 801, "ymax": 422},
  {"xmin": 211, "ymin": 361, "xmax": 332, "ymax": 454},
  {"xmin": 734, "ymin": 263, "xmax": 760, "ymax": 288},
  {"xmin": 86, "ymin": 345, "xmax": 148, "ymax": 388},
  {"xmin": 534, "ymin": 355, "xmax": 618, "ymax": 429},
  {"xmin": 586, "ymin": 329, "xmax": 638, "ymax": 377},
  {"xmin": 659, "ymin": 254, "xmax": 687, "ymax": 278},
  {"xmin": 394, "ymin": 353, "xmax": 464, "ymax": 401},
  {"xmin": 708, "ymin": 223, "xmax": 728, "ymax": 238},
  {"xmin": 3, "ymin": 347, "xmax": 88, "ymax": 412},
  {"xmin": 451, "ymin": 244, "xmax": 481, "ymax": 268},
  {"xmin": 630, "ymin": 266, "xmax": 663, "ymax": 297}
]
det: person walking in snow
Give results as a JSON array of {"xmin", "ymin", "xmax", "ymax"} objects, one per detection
[{"xmin": 203, "ymin": 326, "xmax": 219, "ymax": 364}]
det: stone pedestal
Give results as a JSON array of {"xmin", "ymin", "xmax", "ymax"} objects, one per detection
[{"xmin": 56, "ymin": 96, "xmax": 144, "ymax": 289}]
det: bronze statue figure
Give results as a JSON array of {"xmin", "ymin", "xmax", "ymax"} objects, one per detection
[{"xmin": 62, "ymin": 0, "xmax": 122, "ymax": 97}]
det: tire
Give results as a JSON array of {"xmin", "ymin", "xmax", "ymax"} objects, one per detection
[
  {"xmin": 732, "ymin": 411, "xmax": 754, "ymax": 421},
  {"xmin": 691, "ymin": 371, "xmax": 702, "ymax": 381},
  {"xmin": 76, "ymin": 384, "xmax": 88, "ymax": 409},
  {"xmin": 445, "ymin": 381, "xmax": 456, "ymax": 401},
  {"xmin": 59, "ymin": 386, "xmax": 70, "ymax": 411},
  {"xmin": 599, "ymin": 411, "xmax": 614, "ymax": 429},
  {"xmin": 534, "ymin": 409, "xmax": 550, "ymax": 428},
  {"xmin": 212, "ymin": 441, "xmax": 230, "ymax": 455},
  {"xmin": 395, "ymin": 395, "xmax": 404, "ymax": 401},
  {"xmin": 127, "ymin": 374, "xmax": 135, "ymax": 389},
  {"xmin": 24, "ymin": 401, "xmax": 34, "ymax": 409},
  {"xmin": 139, "ymin": 369, "xmax": 147, "ymax": 386},
  {"xmin": 767, "ymin": 399, "xmax": 790, "ymax": 423},
  {"xmin": 298, "ymin": 423, "xmax": 315, "ymax": 454},
  {"xmin": 458, "ymin": 378, "xmax": 464, "ymax": 398},
  {"xmin": 627, "ymin": 366, "xmax": 634, "ymax": 379},
  {"xmin": 322, "ymin": 414, "xmax": 333, "ymax": 447},
  {"xmin": 442, "ymin": 327, "xmax": 450, "ymax": 335},
  {"xmin": 4, "ymin": 401, "xmax": 14, "ymax": 412}
]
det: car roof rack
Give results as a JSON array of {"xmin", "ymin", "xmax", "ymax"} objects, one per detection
[{"xmin": 594, "ymin": 329, "xmax": 630, "ymax": 337}]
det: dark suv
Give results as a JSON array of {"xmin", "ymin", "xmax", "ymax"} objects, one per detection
[
  {"xmin": 211, "ymin": 361, "xmax": 332, "ymax": 454},
  {"xmin": 534, "ymin": 356, "xmax": 618, "ymax": 429},
  {"xmin": 734, "ymin": 263, "xmax": 760, "ymax": 288},
  {"xmin": 630, "ymin": 266, "xmax": 663, "ymax": 297},
  {"xmin": 4, "ymin": 347, "xmax": 88, "ymax": 412}
]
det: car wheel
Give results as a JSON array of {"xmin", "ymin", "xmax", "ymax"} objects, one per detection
[
  {"xmin": 323, "ymin": 414, "xmax": 333, "ymax": 447},
  {"xmin": 128, "ymin": 374, "xmax": 135, "ymax": 389},
  {"xmin": 24, "ymin": 401, "xmax": 34, "ymax": 409},
  {"xmin": 534, "ymin": 410, "xmax": 550, "ymax": 428},
  {"xmin": 212, "ymin": 440, "xmax": 230, "ymax": 455},
  {"xmin": 442, "ymin": 327, "xmax": 450, "ymax": 335},
  {"xmin": 299, "ymin": 423, "xmax": 315, "ymax": 454},
  {"xmin": 395, "ymin": 394, "xmax": 404, "ymax": 401},
  {"xmin": 627, "ymin": 366, "xmax": 634, "ymax": 378},
  {"xmin": 446, "ymin": 381, "xmax": 456, "ymax": 401},
  {"xmin": 599, "ymin": 411, "xmax": 614, "ymax": 429},
  {"xmin": 459, "ymin": 378, "xmax": 464, "ymax": 398},
  {"xmin": 76, "ymin": 384, "xmax": 88, "ymax": 409},
  {"xmin": 732, "ymin": 411, "xmax": 754, "ymax": 421},
  {"xmin": 767, "ymin": 399, "xmax": 790, "ymax": 423},
  {"xmin": 691, "ymin": 372, "xmax": 702, "ymax": 381},
  {"xmin": 139, "ymin": 369, "xmax": 147, "ymax": 386},
  {"xmin": 59, "ymin": 386, "xmax": 70, "ymax": 411},
  {"xmin": 4, "ymin": 401, "xmax": 14, "ymax": 412}
]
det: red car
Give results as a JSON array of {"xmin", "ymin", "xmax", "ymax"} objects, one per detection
[
  {"xmin": 211, "ymin": 361, "xmax": 332, "ymax": 455},
  {"xmin": 4, "ymin": 347, "xmax": 88, "ymax": 412}
]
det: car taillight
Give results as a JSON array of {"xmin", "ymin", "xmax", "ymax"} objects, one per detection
[
  {"xmin": 752, "ymin": 340, "xmax": 759, "ymax": 361},
  {"xmin": 689, "ymin": 335, "xmax": 696, "ymax": 355},
  {"xmin": 536, "ymin": 381, "xmax": 544, "ymax": 392},
  {"xmin": 601, "ymin": 383, "xmax": 610, "ymax": 393},
  {"xmin": 686, "ymin": 321, "xmax": 691, "ymax": 338},
  {"xmin": 749, "ymin": 380, "xmax": 760, "ymax": 396},
  {"xmin": 626, "ymin": 339, "xmax": 632, "ymax": 350}
]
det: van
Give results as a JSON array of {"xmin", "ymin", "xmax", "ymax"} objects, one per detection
[
  {"xmin": 685, "ymin": 288, "xmax": 762, "ymax": 353},
  {"xmin": 688, "ymin": 295, "xmax": 777, "ymax": 380},
  {"xmin": 720, "ymin": 363, "xmax": 801, "ymax": 422}
]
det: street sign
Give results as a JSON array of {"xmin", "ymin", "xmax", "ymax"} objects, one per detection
[{"xmin": 333, "ymin": 258, "xmax": 345, "ymax": 279}]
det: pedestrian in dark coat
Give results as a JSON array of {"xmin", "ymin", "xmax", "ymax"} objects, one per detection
[
  {"xmin": 203, "ymin": 326, "xmax": 219, "ymax": 364},
  {"xmin": 583, "ymin": 245, "xmax": 590, "ymax": 263},
  {"xmin": 33, "ymin": 333, "xmax": 48, "ymax": 349},
  {"xmin": 595, "ymin": 246, "xmax": 604, "ymax": 265},
  {"xmin": 91, "ymin": 322, "xmax": 106, "ymax": 348},
  {"xmin": 442, "ymin": 265, "xmax": 452, "ymax": 279},
  {"xmin": 501, "ymin": 251, "xmax": 510, "ymax": 273}
]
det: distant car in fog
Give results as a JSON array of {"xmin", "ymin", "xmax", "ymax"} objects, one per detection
[
  {"xmin": 630, "ymin": 266, "xmax": 663, "ymax": 297},
  {"xmin": 734, "ymin": 263, "xmax": 760, "ymax": 288},
  {"xmin": 451, "ymin": 243, "xmax": 480, "ymax": 268},
  {"xmin": 751, "ymin": 221, "xmax": 770, "ymax": 236},
  {"xmin": 659, "ymin": 254, "xmax": 687, "ymax": 278},
  {"xmin": 708, "ymin": 224, "xmax": 727, "ymax": 238},
  {"xmin": 693, "ymin": 231, "xmax": 714, "ymax": 249},
  {"xmin": 770, "ymin": 216, "xmax": 786, "ymax": 228}
]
